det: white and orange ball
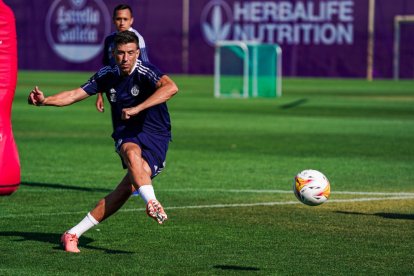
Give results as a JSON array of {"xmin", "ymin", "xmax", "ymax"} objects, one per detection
[{"xmin": 293, "ymin": 169, "xmax": 331, "ymax": 206}]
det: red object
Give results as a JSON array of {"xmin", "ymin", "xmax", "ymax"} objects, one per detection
[{"xmin": 0, "ymin": 0, "xmax": 20, "ymax": 195}]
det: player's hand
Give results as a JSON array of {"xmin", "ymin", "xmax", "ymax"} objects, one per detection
[
  {"xmin": 121, "ymin": 106, "xmax": 139, "ymax": 120},
  {"xmin": 96, "ymin": 93, "xmax": 104, "ymax": 112},
  {"xmin": 28, "ymin": 86, "xmax": 45, "ymax": 106}
]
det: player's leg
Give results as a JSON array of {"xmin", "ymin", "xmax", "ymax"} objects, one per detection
[
  {"xmin": 61, "ymin": 174, "xmax": 132, "ymax": 253},
  {"xmin": 119, "ymin": 142, "xmax": 167, "ymax": 224},
  {"xmin": 89, "ymin": 173, "xmax": 133, "ymax": 222},
  {"xmin": 119, "ymin": 142, "xmax": 152, "ymax": 188}
]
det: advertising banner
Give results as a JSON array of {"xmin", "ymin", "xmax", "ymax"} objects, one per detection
[
  {"xmin": 192, "ymin": 0, "xmax": 367, "ymax": 77},
  {"xmin": 5, "ymin": 0, "xmax": 414, "ymax": 78}
]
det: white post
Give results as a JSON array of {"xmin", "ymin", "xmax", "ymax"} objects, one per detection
[
  {"xmin": 182, "ymin": 0, "xmax": 190, "ymax": 74},
  {"xmin": 214, "ymin": 45, "xmax": 221, "ymax": 98},
  {"xmin": 393, "ymin": 16, "xmax": 400, "ymax": 80},
  {"xmin": 275, "ymin": 45, "xmax": 282, "ymax": 97},
  {"xmin": 393, "ymin": 15, "xmax": 414, "ymax": 80},
  {"xmin": 252, "ymin": 45, "xmax": 258, "ymax": 97},
  {"xmin": 366, "ymin": 0, "xmax": 375, "ymax": 81}
]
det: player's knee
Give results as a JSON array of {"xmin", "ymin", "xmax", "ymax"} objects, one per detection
[{"xmin": 123, "ymin": 148, "xmax": 140, "ymax": 168}]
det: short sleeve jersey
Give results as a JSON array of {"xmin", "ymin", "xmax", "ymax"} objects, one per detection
[
  {"xmin": 103, "ymin": 27, "xmax": 149, "ymax": 67},
  {"xmin": 81, "ymin": 60, "xmax": 171, "ymax": 141}
]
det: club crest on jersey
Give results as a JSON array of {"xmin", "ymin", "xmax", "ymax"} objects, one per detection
[
  {"xmin": 109, "ymin": 88, "xmax": 117, "ymax": 102},
  {"xmin": 131, "ymin": 85, "xmax": 139, "ymax": 96}
]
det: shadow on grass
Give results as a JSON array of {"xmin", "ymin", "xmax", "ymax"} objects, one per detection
[
  {"xmin": 0, "ymin": 231, "xmax": 133, "ymax": 254},
  {"xmin": 280, "ymin": 98, "xmax": 308, "ymax": 109},
  {"xmin": 20, "ymin": 182, "xmax": 112, "ymax": 193},
  {"xmin": 213, "ymin": 265, "xmax": 260, "ymax": 271},
  {"xmin": 335, "ymin": 211, "xmax": 414, "ymax": 220}
]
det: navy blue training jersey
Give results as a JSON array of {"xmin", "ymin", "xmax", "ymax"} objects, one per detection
[{"xmin": 81, "ymin": 60, "xmax": 171, "ymax": 141}]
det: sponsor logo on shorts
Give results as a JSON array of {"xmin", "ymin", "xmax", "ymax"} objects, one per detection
[{"xmin": 109, "ymin": 88, "xmax": 117, "ymax": 102}]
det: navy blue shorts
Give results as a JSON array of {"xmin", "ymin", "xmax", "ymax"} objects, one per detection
[{"xmin": 115, "ymin": 132, "xmax": 170, "ymax": 178}]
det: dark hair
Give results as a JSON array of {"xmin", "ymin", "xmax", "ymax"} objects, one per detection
[
  {"xmin": 114, "ymin": 30, "xmax": 139, "ymax": 48},
  {"xmin": 113, "ymin": 4, "xmax": 133, "ymax": 19}
]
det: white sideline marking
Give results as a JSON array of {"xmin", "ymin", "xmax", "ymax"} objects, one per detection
[
  {"xmin": 139, "ymin": 195, "xmax": 414, "ymax": 211},
  {"xmin": 0, "ymin": 195, "xmax": 413, "ymax": 219},
  {"xmin": 160, "ymin": 188, "xmax": 414, "ymax": 196}
]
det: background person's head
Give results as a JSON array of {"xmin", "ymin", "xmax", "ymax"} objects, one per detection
[{"xmin": 113, "ymin": 4, "xmax": 134, "ymax": 32}]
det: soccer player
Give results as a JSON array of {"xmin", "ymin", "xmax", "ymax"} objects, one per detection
[
  {"xmin": 101, "ymin": 4, "xmax": 149, "ymax": 197},
  {"xmin": 96, "ymin": 4, "xmax": 149, "ymax": 112},
  {"xmin": 28, "ymin": 31, "xmax": 178, "ymax": 253}
]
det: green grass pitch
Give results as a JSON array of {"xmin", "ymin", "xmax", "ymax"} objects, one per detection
[{"xmin": 1, "ymin": 71, "xmax": 413, "ymax": 274}]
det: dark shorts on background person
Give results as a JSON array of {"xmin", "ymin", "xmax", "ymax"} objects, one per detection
[{"xmin": 115, "ymin": 132, "xmax": 170, "ymax": 178}]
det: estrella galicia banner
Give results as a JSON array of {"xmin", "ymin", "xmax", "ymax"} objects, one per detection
[{"xmin": 45, "ymin": 0, "xmax": 111, "ymax": 63}]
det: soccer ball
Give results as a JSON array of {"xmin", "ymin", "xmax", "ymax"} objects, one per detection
[{"xmin": 293, "ymin": 169, "xmax": 331, "ymax": 206}]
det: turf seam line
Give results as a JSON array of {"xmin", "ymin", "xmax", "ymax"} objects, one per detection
[{"xmin": 159, "ymin": 189, "xmax": 414, "ymax": 196}]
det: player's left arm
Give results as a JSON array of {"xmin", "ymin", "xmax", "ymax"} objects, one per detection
[{"xmin": 121, "ymin": 75, "xmax": 178, "ymax": 120}]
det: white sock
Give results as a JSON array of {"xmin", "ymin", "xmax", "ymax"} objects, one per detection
[
  {"xmin": 138, "ymin": 184, "xmax": 156, "ymax": 204},
  {"xmin": 67, "ymin": 212, "xmax": 99, "ymax": 238}
]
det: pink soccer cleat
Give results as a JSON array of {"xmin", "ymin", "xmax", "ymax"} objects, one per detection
[
  {"xmin": 60, "ymin": 232, "xmax": 80, "ymax": 253},
  {"xmin": 146, "ymin": 199, "xmax": 168, "ymax": 224}
]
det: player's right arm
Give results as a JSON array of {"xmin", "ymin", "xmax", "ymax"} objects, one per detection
[{"xmin": 28, "ymin": 86, "xmax": 89, "ymax": 107}]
